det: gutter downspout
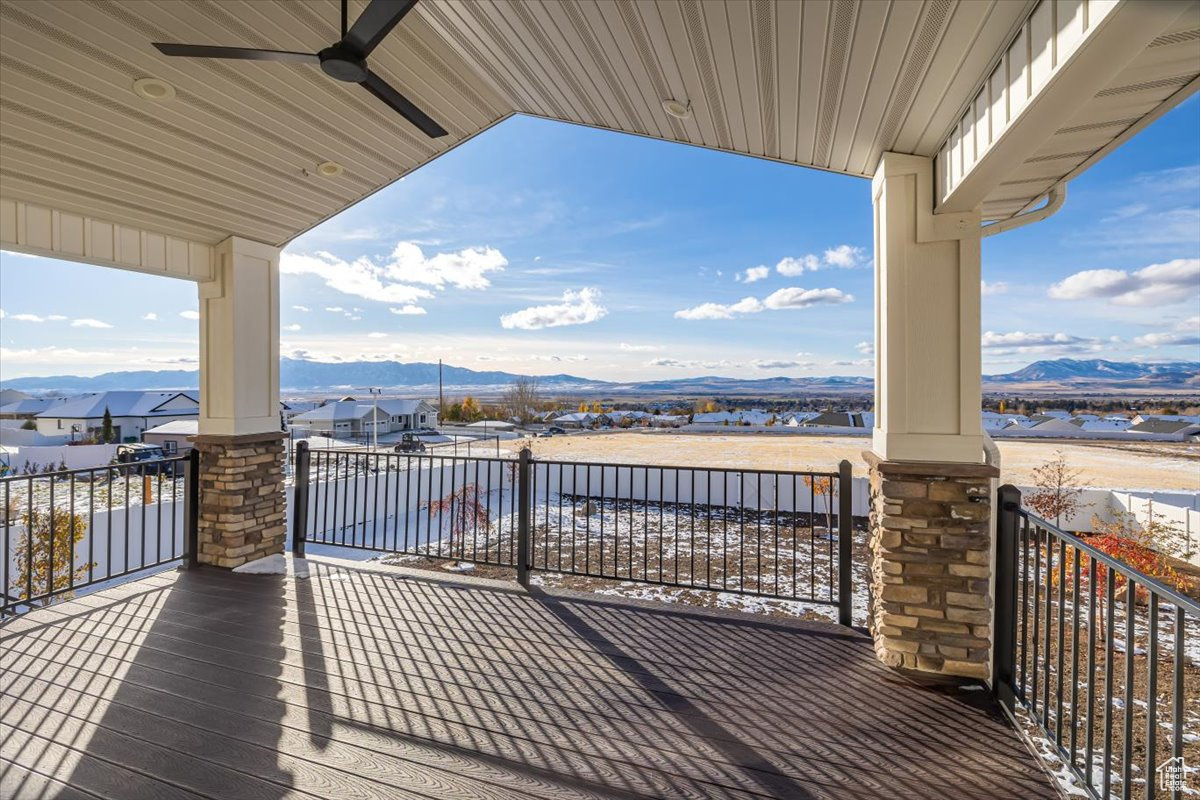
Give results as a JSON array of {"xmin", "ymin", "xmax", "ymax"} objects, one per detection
[{"xmin": 980, "ymin": 183, "xmax": 1067, "ymax": 238}]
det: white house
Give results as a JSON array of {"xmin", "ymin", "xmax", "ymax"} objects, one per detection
[
  {"xmin": 289, "ymin": 398, "xmax": 437, "ymax": 438},
  {"xmin": 0, "ymin": 396, "xmax": 67, "ymax": 420},
  {"xmin": 35, "ymin": 391, "xmax": 200, "ymax": 442}
]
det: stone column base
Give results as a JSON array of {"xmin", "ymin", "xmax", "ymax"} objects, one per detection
[
  {"xmin": 192, "ymin": 432, "xmax": 286, "ymax": 568},
  {"xmin": 864, "ymin": 452, "xmax": 999, "ymax": 680}
]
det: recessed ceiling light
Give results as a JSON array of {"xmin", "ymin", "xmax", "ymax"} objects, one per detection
[
  {"xmin": 132, "ymin": 77, "xmax": 175, "ymax": 101},
  {"xmin": 661, "ymin": 98, "xmax": 691, "ymax": 119},
  {"xmin": 316, "ymin": 161, "xmax": 344, "ymax": 177}
]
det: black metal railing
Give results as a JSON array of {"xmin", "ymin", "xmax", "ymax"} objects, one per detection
[
  {"xmin": 995, "ymin": 485, "xmax": 1199, "ymax": 800},
  {"xmin": 293, "ymin": 443, "xmax": 856, "ymax": 623},
  {"xmin": 1, "ymin": 450, "xmax": 199, "ymax": 616}
]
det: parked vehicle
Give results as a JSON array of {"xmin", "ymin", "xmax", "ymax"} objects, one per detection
[
  {"xmin": 393, "ymin": 433, "xmax": 427, "ymax": 453},
  {"xmin": 547, "ymin": 426, "xmax": 566, "ymax": 434},
  {"xmin": 115, "ymin": 443, "xmax": 178, "ymax": 476}
]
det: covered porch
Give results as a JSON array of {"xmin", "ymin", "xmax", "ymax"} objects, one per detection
[{"xmin": 2, "ymin": 0, "xmax": 1199, "ymax": 797}]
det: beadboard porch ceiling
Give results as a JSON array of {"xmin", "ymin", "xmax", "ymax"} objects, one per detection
[{"xmin": 0, "ymin": 0, "xmax": 1197, "ymax": 249}]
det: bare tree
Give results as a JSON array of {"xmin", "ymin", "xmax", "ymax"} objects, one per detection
[
  {"xmin": 502, "ymin": 377, "xmax": 541, "ymax": 424},
  {"xmin": 1026, "ymin": 449, "xmax": 1082, "ymax": 528}
]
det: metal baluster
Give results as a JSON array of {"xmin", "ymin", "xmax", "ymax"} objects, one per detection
[
  {"xmin": 1085, "ymin": 555, "xmax": 1098, "ymax": 789},
  {"xmin": 1102, "ymin": 567, "xmax": 1116, "ymax": 800},
  {"xmin": 1057, "ymin": 538, "xmax": 1067, "ymax": 745},
  {"xmin": 1122, "ymin": 578, "xmax": 1135, "ymax": 800},
  {"xmin": 1032, "ymin": 525, "xmax": 1042, "ymax": 716},
  {"xmin": 1172, "ymin": 606, "xmax": 1184, "ymax": 800},
  {"xmin": 1069, "ymin": 546, "xmax": 1081, "ymax": 768},
  {"xmin": 1145, "ymin": 593, "xmax": 1158, "ymax": 800}
]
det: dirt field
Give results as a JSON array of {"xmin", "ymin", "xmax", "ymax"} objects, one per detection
[{"xmin": 509, "ymin": 431, "xmax": 1200, "ymax": 491}]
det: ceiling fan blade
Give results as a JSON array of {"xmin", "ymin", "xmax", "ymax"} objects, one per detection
[
  {"xmin": 343, "ymin": 0, "xmax": 417, "ymax": 57},
  {"xmin": 361, "ymin": 70, "xmax": 447, "ymax": 138},
  {"xmin": 153, "ymin": 43, "xmax": 319, "ymax": 64}
]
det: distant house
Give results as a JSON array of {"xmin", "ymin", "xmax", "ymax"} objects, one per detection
[
  {"xmin": 551, "ymin": 411, "xmax": 612, "ymax": 428},
  {"xmin": 142, "ymin": 419, "xmax": 199, "ymax": 455},
  {"xmin": 1128, "ymin": 419, "xmax": 1200, "ymax": 436},
  {"xmin": 0, "ymin": 389, "xmax": 31, "ymax": 407},
  {"xmin": 1078, "ymin": 418, "xmax": 1132, "ymax": 432},
  {"xmin": 36, "ymin": 391, "xmax": 199, "ymax": 442},
  {"xmin": 1038, "ymin": 409, "xmax": 1073, "ymax": 419},
  {"xmin": 289, "ymin": 398, "xmax": 437, "ymax": 438},
  {"xmin": 1131, "ymin": 414, "xmax": 1200, "ymax": 426},
  {"xmin": 780, "ymin": 412, "xmax": 821, "ymax": 427},
  {"xmin": 281, "ymin": 400, "xmax": 321, "ymax": 424},
  {"xmin": 799, "ymin": 412, "xmax": 871, "ymax": 428},
  {"xmin": 0, "ymin": 396, "xmax": 67, "ymax": 420},
  {"xmin": 1028, "ymin": 418, "xmax": 1085, "ymax": 434},
  {"xmin": 690, "ymin": 411, "xmax": 736, "ymax": 425},
  {"xmin": 649, "ymin": 414, "xmax": 686, "ymax": 428}
]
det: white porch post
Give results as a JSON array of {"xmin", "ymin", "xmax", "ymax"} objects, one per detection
[
  {"xmin": 865, "ymin": 153, "xmax": 998, "ymax": 680},
  {"xmin": 198, "ymin": 236, "xmax": 281, "ymax": 437},
  {"xmin": 192, "ymin": 236, "xmax": 286, "ymax": 568},
  {"xmin": 873, "ymin": 152, "xmax": 983, "ymax": 465}
]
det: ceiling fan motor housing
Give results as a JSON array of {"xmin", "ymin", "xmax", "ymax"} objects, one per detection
[{"xmin": 318, "ymin": 44, "xmax": 368, "ymax": 82}]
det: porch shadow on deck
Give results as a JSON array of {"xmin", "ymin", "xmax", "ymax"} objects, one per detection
[{"xmin": 0, "ymin": 560, "xmax": 1057, "ymax": 799}]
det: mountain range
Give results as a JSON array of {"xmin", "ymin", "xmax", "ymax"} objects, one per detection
[{"xmin": 1, "ymin": 357, "xmax": 1195, "ymax": 396}]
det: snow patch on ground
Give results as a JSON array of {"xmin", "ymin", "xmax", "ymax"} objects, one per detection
[{"xmin": 232, "ymin": 553, "xmax": 310, "ymax": 578}]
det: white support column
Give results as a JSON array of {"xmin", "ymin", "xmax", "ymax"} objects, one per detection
[
  {"xmin": 872, "ymin": 152, "xmax": 983, "ymax": 465},
  {"xmin": 198, "ymin": 236, "xmax": 281, "ymax": 436}
]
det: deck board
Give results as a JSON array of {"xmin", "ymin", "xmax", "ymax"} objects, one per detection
[{"xmin": 1, "ymin": 561, "xmax": 1058, "ymax": 799}]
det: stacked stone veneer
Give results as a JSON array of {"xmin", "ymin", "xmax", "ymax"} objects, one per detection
[
  {"xmin": 193, "ymin": 433, "xmax": 286, "ymax": 568},
  {"xmin": 865, "ymin": 452, "xmax": 999, "ymax": 680}
]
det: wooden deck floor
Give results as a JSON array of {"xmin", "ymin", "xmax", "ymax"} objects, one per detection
[{"xmin": 1, "ymin": 560, "xmax": 1057, "ymax": 799}]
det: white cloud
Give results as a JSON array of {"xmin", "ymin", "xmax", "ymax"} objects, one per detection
[
  {"xmin": 831, "ymin": 358, "xmax": 873, "ymax": 367},
  {"xmin": 284, "ymin": 324, "xmax": 302, "ymax": 332},
  {"xmin": 71, "ymin": 318, "xmax": 112, "ymax": 328},
  {"xmin": 282, "ymin": 242, "xmax": 505, "ymax": 305},
  {"xmin": 325, "ymin": 306, "xmax": 345, "ymax": 312},
  {"xmin": 46, "ymin": 315, "xmax": 67, "ymax": 321},
  {"xmin": 500, "ymin": 288, "xmax": 607, "ymax": 330},
  {"xmin": 674, "ymin": 297, "xmax": 763, "ymax": 320},
  {"xmin": 823, "ymin": 244, "xmax": 866, "ymax": 268},
  {"xmin": 382, "ymin": 242, "xmax": 507, "ymax": 290},
  {"xmin": 292, "ymin": 305, "xmax": 311, "ymax": 312},
  {"xmin": 750, "ymin": 359, "xmax": 814, "ymax": 369},
  {"xmin": 143, "ymin": 312, "xmax": 158, "ymax": 321},
  {"xmin": 1134, "ymin": 315, "xmax": 1200, "ymax": 347},
  {"xmin": 9, "ymin": 313, "xmax": 45, "ymax": 322},
  {"xmin": 1134, "ymin": 331, "xmax": 1200, "ymax": 347},
  {"xmin": 389, "ymin": 305, "xmax": 427, "ymax": 316},
  {"xmin": 648, "ymin": 358, "xmax": 736, "ymax": 369},
  {"xmin": 763, "ymin": 287, "xmax": 853, "ymax": 309},
  {"xmin": 776, "ymin": 255, "xmax": 820, "ymax": 276},
  {"xmin": 1048, "ymin": 258, "xmax": 1199, "ymax": 306},
  {"xmin": 981, "ymin": 280, "xmax": 1008, "ymax": 296},
  {"xmin": 367, "ymin": 332, "xmax": 388, "ymax": 338},
  {"xmin": 675, "ymin": 287, "xmax": 852, "ymax": 320},
  {"xmin": 737, "ymin": 265, "xmax": 770, "ymax": 283},
  {"xmin": 619, "ymin": 342, "xmax": 661, "ymax": 352},
  {"xmin": 855, "ymin": 341, "xmax": 874, "ymax": 356},
  {"xmin": 282, "ymin": 252, "xmax": 432, "ymax": 305},
  {"xmin": 981, "ymin": 331, "xmax": 1107, "ymax": 356},
  {"xmin": 180, "ymin": 310, "xmax": 200, "ymax": 320}
]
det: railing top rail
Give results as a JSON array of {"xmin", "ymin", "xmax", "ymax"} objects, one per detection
[
  {"xmin": 1016, "ymin": 503, "xmax": 1200, "ymax": 615},
  {"xmin": 514, "ymin": 456, "xmax": 842, "ymax": 479},
  {"xmin": 0, "ymin": 454, "xmax": 189, "ymax": 484},
  {"xmin": 305, "ymin": 448, "xmax": 516, "ymax": 462},
  {"xmin": 303, "ymin": 447, "xmax": 843, "ymax": 479}
]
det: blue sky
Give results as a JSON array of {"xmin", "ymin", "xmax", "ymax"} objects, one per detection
[{"xmin": 1, "ymin": 95, "xmax": 1197, "ymax": 381}]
